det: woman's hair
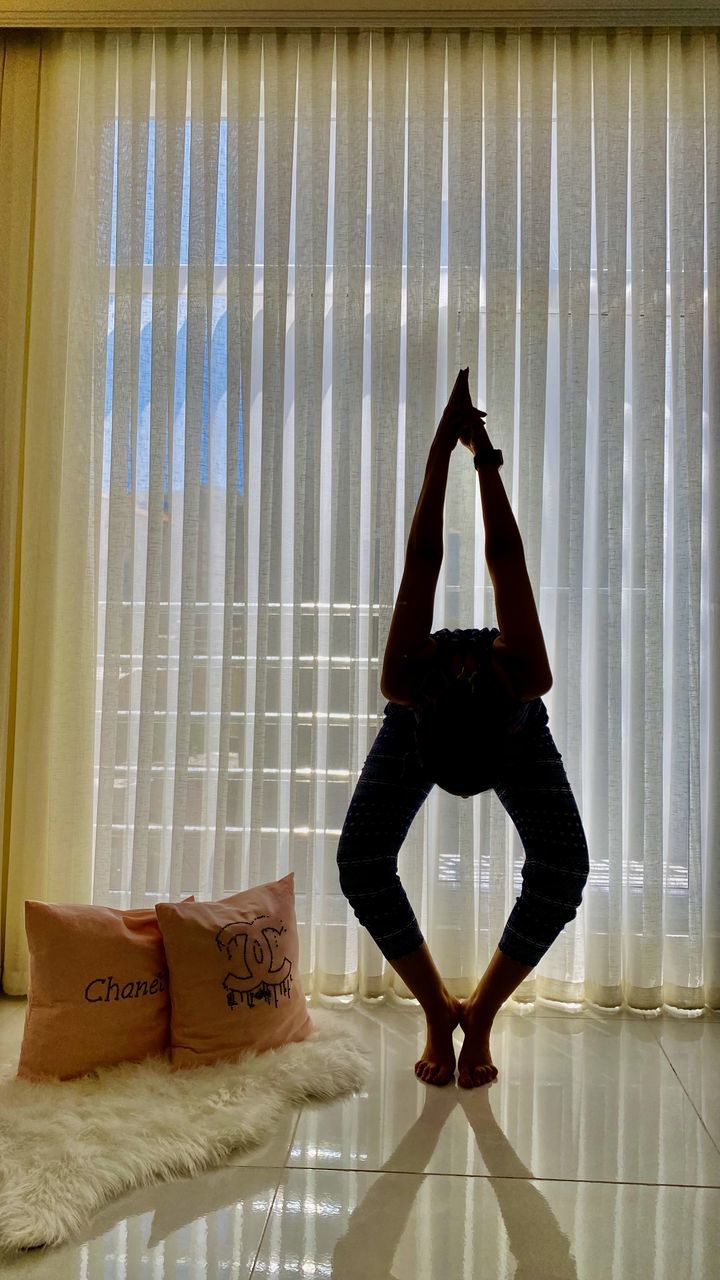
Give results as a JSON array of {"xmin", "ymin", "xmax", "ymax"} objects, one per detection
[
  {"xmin": 413, "ymin": 673, "xmax": 507, "ymax": 796},
  {"xmin": 408, "ymin": 634, "xmax": 512, "ymax": 796}
]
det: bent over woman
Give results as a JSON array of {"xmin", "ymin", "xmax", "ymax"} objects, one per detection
[{"xmin": 336, "ymin": 368, "xmax": 589, "ymax": 1089}]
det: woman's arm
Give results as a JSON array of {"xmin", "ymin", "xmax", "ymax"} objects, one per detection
[
  {"xmin": 380, "ymin": 369, "xmax": 476, "ymax": 703},
  {"xmin": 381, "ymin": 371, "xmax": 553, "ymax": 704},
  {"xmin": 460, "ymin": 407, "xmax": 523, "ymax": 556},
  {"xmin": 406, "ymin": 433, "xmax": 453, "ymax": 561},
  {"xmin": 408, "ymin": 368, "xmax": 479, "ymax": 557},
  {"xmin": 379, "ymin": 438, "xmax": 450, "ymax": 703},
  {"xmin": 380, "ymin": 598, "xmax": 437, "ymax": 706},
  {"xmin": 460, "ymin": 408, "xmax": 552, "ymax": 694}
]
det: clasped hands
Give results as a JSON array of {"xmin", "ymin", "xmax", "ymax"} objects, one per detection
[{"xmin": 437, "ymin": 366, "xmax": 491, "ymax": 456}]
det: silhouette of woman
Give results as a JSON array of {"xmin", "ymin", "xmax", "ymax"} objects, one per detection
[{"xmin": 337, "ymin": 368, "xmax": 589, "ymax": 1088}]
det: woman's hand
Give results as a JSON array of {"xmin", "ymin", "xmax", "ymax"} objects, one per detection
[
  {"xmin": 459, "ymin": 405, "xmax": 492, "ymax": 456},
  {"xmin": 435, "ymin": 366, "xmax": 484, "ymax": 455},
  {"xmin": 437, "ymin": 367, "xmax": 475, "ymax": 451}
]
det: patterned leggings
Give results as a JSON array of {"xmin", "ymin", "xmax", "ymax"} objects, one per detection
[{"xmin": 337, "ymin": 700, "xmax": 590, "ymax": 967}]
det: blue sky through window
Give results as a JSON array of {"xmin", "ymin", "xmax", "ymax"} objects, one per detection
[{"xmin": 104, "ymin": 119, "xmax": 244, "ymax": 496}]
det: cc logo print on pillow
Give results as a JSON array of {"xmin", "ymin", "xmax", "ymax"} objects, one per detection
[{"xmin": 217, "ymin": 914, "xmax": 293, "ymax": 1010}]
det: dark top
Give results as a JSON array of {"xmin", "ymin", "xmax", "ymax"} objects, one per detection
[
  {"xmin": 418, "ymin": 625, "xmax": 541, "ymax": 738},
  {"xmin": 388, "ymin": 625, "xmax": 548, "ymax": 793}
]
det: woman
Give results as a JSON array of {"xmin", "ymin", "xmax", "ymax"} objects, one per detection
[{"xmin": 337, "ymin": 368, "xmax": 590, "ymax": 1088}]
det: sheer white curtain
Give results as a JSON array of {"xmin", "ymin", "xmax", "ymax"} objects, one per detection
[{"xmin": 3, "ymin": 26, "xmax": 717, "ymax": 1011}]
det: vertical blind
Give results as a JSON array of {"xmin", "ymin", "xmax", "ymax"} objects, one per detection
[{"xmin": 23, "ymin": 26, "xmax": 718, "ymax": 1008}]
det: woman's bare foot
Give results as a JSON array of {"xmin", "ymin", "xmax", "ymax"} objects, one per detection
[
  {"xmin": 457, "ymin": 996, "xmax": 498, "ymax": 1088},
  {"xmin": 415, "ymin": 995, "xmax": 463, "ymax": 1086}
]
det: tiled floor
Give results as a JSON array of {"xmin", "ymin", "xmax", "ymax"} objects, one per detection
[{"xmin": 1, "ymin": 993, "xmax": 719, "ymax": 1277}]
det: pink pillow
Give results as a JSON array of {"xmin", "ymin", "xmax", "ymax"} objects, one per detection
[
  {"xmin": 17, "ymin": 897, "xmax": 195, "ymax": 1081},
  {"xmin": 155, "ymin": 873, "xmax": 313, "ymax": 1070}
]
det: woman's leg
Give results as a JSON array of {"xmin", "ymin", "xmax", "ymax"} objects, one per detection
[
  {"xmin": 459, "ymin": 715, "xmax": 590, "ymax": 1088},
  {"xmin": 337, "ymin": 703, "xmax": 462, "ymax": 1085}
]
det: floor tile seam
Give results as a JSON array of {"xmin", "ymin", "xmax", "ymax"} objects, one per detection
[
  {"xmin": 247, "ymin": 1169, "xmax": 287, "ymax": 1277},
  {"xmin": 279, "ymin": 1164, "xmax": 720, "ymax": 1188},
  {"xmin": 226, "ymin": 1112, "xmax": 303, "ymax": 1173},
  {"xmin": 282, "ymin": 1107, "xmax": 303, "ymax": 1164},
  {"xmin": 220, "ymin": 1161, "xmax": 293, "ymax": 1172},
  {"xmin": 652, "ymin": 1031, "xmax": 720, "ymax": 1159}
]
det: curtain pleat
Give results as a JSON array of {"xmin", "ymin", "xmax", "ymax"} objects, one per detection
[
  {"xmin": 665, "ymin": 30, "xmax": 706, "ymax": 1008},
  {"xmin": 168, "ymin": 32, "xmax": 223, "ymax": 900},
  {"xmin": 94, "ymin": 34, "xmax": 154, "ymax": 900},
  {"xmin": 216, "ymin": 33, "xmax": 261, "ymax": 902},
  {"xmin": 1, "ymin": 26, "xmax": 718, "ymax": 1012},
  {"xmin": 126, "ymin": 33, "xmax": 189, "ymax": 904},
  {"xmin": 357, "ymin": 31, "xmax": 408, "ymax": 993},
  {"xmin": 323, "ymin": 30, "xmax": 371, "ymax": 993},
  {"xmin": 290, "ymin": 32, "xmax": 334, "ymax": 982},
  {"xmin": 246, "ymin": 33, "xmax": 294, "ymax": 901},
  {"xmin": 553, "ymin": 30, "xmax": 592, "ymax": 992},
  {"xmin": 626, "ymin": 30, "xmax": 668, "ymax": 1006},
  {"xmin": 586, "ymin": 30, "xmax": 630, "ymax": 1007},
  {"xmin": 705, "ymin": 34, "xmax": 720, "ymax": 1011}
]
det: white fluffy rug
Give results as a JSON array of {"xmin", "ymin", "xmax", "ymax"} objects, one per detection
[{"xmin": 0, "ymin": 1008, "xmax": 370, "ymax": 1255}]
